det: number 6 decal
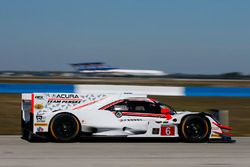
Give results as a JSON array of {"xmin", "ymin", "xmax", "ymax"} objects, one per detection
[{"xmin": 161, "ymin": 126, "xmax": 175, "ymax": 136}]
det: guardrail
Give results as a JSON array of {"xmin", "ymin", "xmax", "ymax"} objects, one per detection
[{"xmin": 0, "ymin": 83, "xmax": 250, "ymax": 97}]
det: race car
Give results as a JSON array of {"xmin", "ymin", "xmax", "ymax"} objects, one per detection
[{"xmin": 21, "ymin": 92, "xmax": 234, "ymax": 142}]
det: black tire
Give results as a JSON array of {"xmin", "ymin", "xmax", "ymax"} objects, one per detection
[
  {"xmin": 49, "ymin": 113, "xmax": 80, "ymax": 142},
  {"xmin": 179, "ymin": 115, "xmax": 210, "ymax": 143}
]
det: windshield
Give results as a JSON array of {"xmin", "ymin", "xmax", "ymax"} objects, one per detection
[{"xmin": 157, "ymin": 101, "xmax": 177, "ymax": 115}]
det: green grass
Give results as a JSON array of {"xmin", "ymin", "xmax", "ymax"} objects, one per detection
[{"xmin": 0, "ymin": 94, "xmax": 20, "ymax": 135}]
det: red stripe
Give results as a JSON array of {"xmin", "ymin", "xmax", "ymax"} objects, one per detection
[
  {"xmin": 31, "ymin": 94, "xmax": 34, "ymax": 114},
  {"xmin": 165, "ymin": 114, "xmax": 172, "ymax": 120},
  {"xmin": 100, "ymin": 100, "xmax": 124, "ymax": 110},
  {"xmin": 122, "ymin": 112, "xmax": 172, "ymax": 120},
  {"xmin": 111, "ymin": 111, "xmax": 172, "ymax": 120},
  {"xmin": 73, "ymin": 97, "xmax": 107, "ymax": 110},
  {"xmin": 214, "ymin": 131, "xmax": 234, "ymax": 137},
  {"xmin": 212, "ymin": 122, "xmax": 233, "ymax": 130},
  {"xmin": 48, "ymin": 98, "xmax": 82, "ymax": 100},
  {"xmin": 148, "ymin": 98, "xmax": 157, "ymax": 102},
  {"xmin": 121, "ymin": 112, "xmax": 166, "ymax": 118}
]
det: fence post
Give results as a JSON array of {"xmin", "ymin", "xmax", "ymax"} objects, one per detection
[
  {"xmin": 218, "ymin": 110, "xmax": 229, "ymax": 132},
  {"xmin": 209, "ymin": 109, "xmax": 229, "ymax": 131}
]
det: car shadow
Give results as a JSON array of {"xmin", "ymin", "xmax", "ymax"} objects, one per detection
[
  {"xmin": 78, "ymin": 137, "xmax": 181, "ymax": 143},
  {"xmin": 21, "ymin": 136, "xmax": 182, "ymax": 143}
]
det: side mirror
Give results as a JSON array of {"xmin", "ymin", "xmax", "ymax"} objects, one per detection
[{"xmin": 161, "ymin": 108, "xmax": 170, "ymax": 114}]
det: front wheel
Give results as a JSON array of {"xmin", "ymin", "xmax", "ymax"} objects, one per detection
[
  {"xmin": 179, "ymin": 115, "xmax": 210, "ymax": 143},
  {"xmin": 49, "ymin": 113, "xmax": 80, "ymax": 142}
]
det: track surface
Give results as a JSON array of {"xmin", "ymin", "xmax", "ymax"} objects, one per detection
[{"xmin": 0, "ymin": 136, "xmax": 249, "ymax": 167}]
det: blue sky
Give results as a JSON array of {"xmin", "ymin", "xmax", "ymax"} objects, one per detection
[{"xmin": 0, "ymin": 0, "xmax": 249, "ymax": 74}]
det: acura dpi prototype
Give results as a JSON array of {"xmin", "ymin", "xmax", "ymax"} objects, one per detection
[{"xmin": 21, "ymin": 92, "xmax": 234, "ymax": 142}]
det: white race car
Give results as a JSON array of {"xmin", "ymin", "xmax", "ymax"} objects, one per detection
[{"xmin": 21, "ymin": 92, "xmax": 234, "ymax": 142}]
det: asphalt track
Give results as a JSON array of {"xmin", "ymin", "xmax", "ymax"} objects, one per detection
[{"xmin": 0, "ymin": 136, "xmax": 249, "ymax": 167}]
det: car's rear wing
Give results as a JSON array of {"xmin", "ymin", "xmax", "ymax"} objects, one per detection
[{"xmin": 21, "ymin": 94, "xmax": 33, "ymax": 134}]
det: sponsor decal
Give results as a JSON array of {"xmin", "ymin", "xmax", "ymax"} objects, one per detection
[
  {"xmin": 56, "ymin": 94, "xmax": 79, "ymax": 98},
  {"xmin": 48, "ymin": 100, "xmax": 81, "ymax": 104},
  {"xmin": 36, "ymin": 115, "xmax": 46, "ymax": 122},
  {"xmin": 51, "ymin": 94, "xmax": 80, "ymax": 99},
  {"xmin": 120, "ymin": 118, "xmax": 143, "ymax": 122},
  {"xmin": 47, "ymin": 94, "xmax": 81, "ymax": 104},
  {"xmin": 52, "ymin": 109, "xmax": 61, "ymax": 113},
  {"xmin": 37, "ymin": 127, "xmax": 44, "ymax": 132},
  {"xmin": 34, "ymin": 123, "xmax": 48, "ymax": 126},
  {"xmin": 161, "ymin": 126, "xmax": 175, "ymax": 136},
  {"xmin": 35, "ymin": 96, "xmax": 43, "ymax": 100},
  {"xmin": 162, "ymin": 121, "xmax": 168, "ymax": 125},
  {"xmin": 34, "ymin": 104, "xmax": 44, "ymax": 110},
  {"xmin": 35, "ymin": 111, "xmax": 46, "ymax": 123},
  {"xmin": 115, "ymin": 112, "xmax": 122, "ymax": 118},
  {"xmin": 152, "ymin": 128, "xmax": 160, "ymax": 135},
  {"xmin": 37, "ymin": 110, "xmax": 46, "ymax": 116},
  {"xmin": 211, "ymin": 133, "xmax": 221, "ymax": 138}
]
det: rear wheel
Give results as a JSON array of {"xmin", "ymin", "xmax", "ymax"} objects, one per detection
[
  {"xmin": 49, "ymin": 113, "xmax": 80, "ymax": 142},
  {"xmin": 179, "ymin": 115, "xmax": 210, "ymax": 143}
]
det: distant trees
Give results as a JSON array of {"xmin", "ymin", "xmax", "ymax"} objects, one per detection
[{"xmin": 220, "ymin": 72, "xmax": 244, "ymax": 79}]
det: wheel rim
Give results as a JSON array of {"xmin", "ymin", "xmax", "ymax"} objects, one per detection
[
  {"xmin": 51, "ymin": 115, "xmax": 79, "ymax": 141},
  {"xmin": 183, "ymin": 118, "xmax": 208, "ymax": 142}
]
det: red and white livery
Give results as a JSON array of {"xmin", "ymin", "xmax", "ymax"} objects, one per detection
[{"xmin": 21, "ymin": 92, "xmax": 234, "ymax": 142}]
